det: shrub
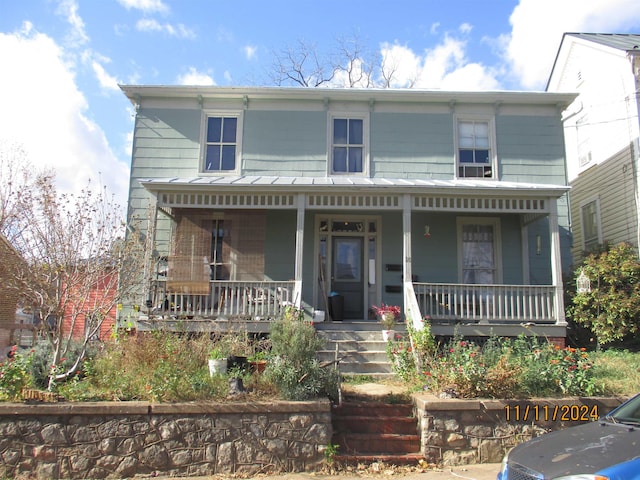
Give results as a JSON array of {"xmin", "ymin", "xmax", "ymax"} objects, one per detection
[
  {"xmin": 265, "ymin": 306, "xmax": 339, "ymax": 401},
  {"xmin": 414, "ymin": 334, "xmax": 601, "ymax": 399},
  {"xmin": 0, "ymin": 347, "xmax": 33, "ymax": 400},
  {"xmin": 386, "ymin": 334, "xmax": 416, "ymax": 382},
  {"xmin": 29, "ymin": 340, "xmax": 101, "ymax": 390},
  {"xmin": 568, "ymin": 242, "xmax": 640, "ymax": 345}
]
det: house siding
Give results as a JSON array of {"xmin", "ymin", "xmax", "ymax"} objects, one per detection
[
  {"xmin": 547, "ymin": 34, "xmax": 640, "ymax": 271},
  {"xmin": 243, "ymin": 111, "xmax": 327, "ymax": 176},
  {"xmin": 371, "ymin": 113, "xmax": 454, "ymax": 179},
  {"xmin": 569, "ymin": 144, "xmax": 638, "ymax": 262},
  {"xmin": 497, "ymin": 115, "xmax": 567, "ymax": 183}
]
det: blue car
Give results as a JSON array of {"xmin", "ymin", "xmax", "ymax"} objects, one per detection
[{"xmin": 498, "ymin": 394, "xmax": 640, "ymax": 480}]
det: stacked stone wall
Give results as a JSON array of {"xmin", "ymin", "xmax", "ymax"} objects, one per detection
[
  {"xmin": 414, "ymin": 395, "xmax": 626, "ymax": 466},
  {"xmin": 0, "ymin": 400, "xmax": 331, "ymax": 479}
]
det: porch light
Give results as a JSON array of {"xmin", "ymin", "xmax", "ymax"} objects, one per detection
[
  {"xmin": 577, "ymin": 269, "xmax": 591, "ymax": 293},
  {"xmin": 424, "ymin": 225, "xmax": 431, "ymax": 238}
]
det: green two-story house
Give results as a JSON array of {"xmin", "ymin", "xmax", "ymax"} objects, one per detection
[{"xmin": 121, "ymin": 86, "xmax": 575, "ymax": 342}]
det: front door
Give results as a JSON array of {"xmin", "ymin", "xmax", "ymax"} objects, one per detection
[{"xmin": 332, "ymin": 237, "xmax": 364, "ymax": 319}]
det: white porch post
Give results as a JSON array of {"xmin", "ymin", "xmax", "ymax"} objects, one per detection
[
  {"xmin": 549, "ymin": 199, "xmax": 567, "ymax": 325},
  {"xmin": 293, "ymin": 193, "xmax": 305, "ymax": 308},
  {"xmin": 402, "ymin": 194, "xmax": 413, "ymax": 284},
  {"xmin": 403, "ymin": 194, "xmax": 421, "ymax": 328}
]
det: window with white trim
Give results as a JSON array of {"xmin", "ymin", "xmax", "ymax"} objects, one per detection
[
  {"xmin": 456, "ymin": 119, "xmax": 495, "ymax": 179},
  {"xmin": 331, "ymin": 117, "xmax": 366, "ymax": 174},
  {"xmin": 576, "ymin": 114, "xmax": 592, "ymax": 168},
  {"xmin": 203, "ymin": 114, "xmax": 240, "ymax": 172},
  {"xmin": 581, "ymin": 199, "xmax": 601, "ymax": 252},
  {"xmin": 457, "ymin": 218, "xmax": 501, "ymax": 284}
]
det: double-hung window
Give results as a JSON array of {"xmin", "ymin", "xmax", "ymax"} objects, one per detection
[
  {"xmin": 456, "ymin": 118, "xmax": 495, "ymax": 179},
  {"xmin": 581, "ymin": 198, "xmax": 601, "ymax": 252},
  {"xmin": 203, "ymin": 114, "xmax": 240, "ymax": 172},
  {"xmin": 331, "ymin": 117, "xmax": 366, "ymax": 174}
]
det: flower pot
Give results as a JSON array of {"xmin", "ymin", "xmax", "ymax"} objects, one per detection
[
  {"xmin": 208, "ymin": 358, "xmax": 227, "ymax": 376},
  {"xmin": 249, "ymin": 360, "xmax": 267, "ymax": 374},
  {"xmin": 382, "ymin": 329, "xmax": 395, "ymax": 342},
  {"xmin": 228, "ymin": 355, "xmax": 248, "ymax": 373}
]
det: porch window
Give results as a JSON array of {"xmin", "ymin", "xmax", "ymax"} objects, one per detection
[
  {"xmin": 459, "ymin": 220, "xmax": 500, "ymax": 284},
  {"xmin": 204, "ymin": 115, "xmax": 239, "ymax": 172},
  {"xmin": 167, "ymin": 213, "xmax": 212, "ymax": 295},
  {"xmin": 331, "ymin": 117, "xmax": 366, "ymax": 174},
  {"xmin": 581, "ymin": 199, "xmax": 601, "ymax": 252},
  {"xmin": 456, "ymin": 118, "xmax": 495, "ymax": 179}
]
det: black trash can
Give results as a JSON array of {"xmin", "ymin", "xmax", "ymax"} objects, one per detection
[{"xmin": 328, "ymin": 294, "xmax": 344, "ymax": 321}]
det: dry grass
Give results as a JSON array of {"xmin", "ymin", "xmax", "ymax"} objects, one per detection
[{"xmin": 592, "ymin": 350, "xmax": 640, "ymax": 396}]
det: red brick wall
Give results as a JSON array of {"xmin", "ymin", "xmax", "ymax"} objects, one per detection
[{"xmin": 61, "ymin": 272, "xmax": 117, "ymax": 341}]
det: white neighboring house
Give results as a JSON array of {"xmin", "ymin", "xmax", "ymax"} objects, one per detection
[{"xmin": 547, "ymin": 33, "xmax": 640, "ymax": 262}]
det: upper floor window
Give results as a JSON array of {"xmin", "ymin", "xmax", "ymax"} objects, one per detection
[
  {"xmin": 331, "ymin": 117, "xmax": 366, "ymax": 174},
  {"xmin": 576, "ymin": 114, "xmax": 592, "ymax": 168},
  {"xmin": 581, "ymin": 198, "xmax": 601, "ymax": 252},
  {"xmin": 456, "ymin": 118, "xmax": 495, "ymax": 179},
  {"xmin": 204, "ymin": 115, "xmax": 239, "ymax": 172}
]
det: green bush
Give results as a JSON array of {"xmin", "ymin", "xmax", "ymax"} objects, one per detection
[
  {"xmin": 394, "ymin": 329, "xmax": 602, "ymax": 399},
  {"xmin": 265, "ymin": 306, "xmax": 339, "ymax": 401},
  {"xmin": 568, "ymin": 242, "xmax": 640, "ymax": 345},
  {"xmin": 0, "ymin": 347, "xmax": 33, "ymax": 400}
]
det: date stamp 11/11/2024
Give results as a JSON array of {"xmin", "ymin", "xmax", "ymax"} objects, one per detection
[{"xmin": 504, "ymin": 404, "xmax": 600, "ymax": 423}]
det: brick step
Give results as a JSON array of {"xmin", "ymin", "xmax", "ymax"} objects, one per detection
[
  {"xmin": 331, "ymin": 400, "xmax": 422, "ymax": 462},
  {"xmin": 333, "ymin": 402, "xmax": 414, "ymax": 418},
  {"xmin": 333, "ymin": 415, "xmax": 418, "ymax": 435},
  {"xmin": 334, "ymin": 453, "xmax": 425, "ymax": 466},
  {"xmin": 332, "ymin": 432, "xmax": 421, "ymax": 454}
]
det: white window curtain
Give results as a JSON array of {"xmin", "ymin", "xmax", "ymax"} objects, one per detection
[{"xmin": 462, "ymin": 224, "xmax": 495, "ymax": 284}]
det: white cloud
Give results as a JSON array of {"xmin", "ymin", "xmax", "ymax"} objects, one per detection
[
  {"xmin": 56, "ymin": 0, "xmax": 89, "ymax": 47},
  {"xmin": 244, "ymin": 45, "xmax": 258, "ymax": 61},
  {"xmin": 506, "ymin": 0, "xmax": 640, "ymax": 89},
  {"xmin": 135, "ymin": 18, "xmax": 196, "ymax": 39},
  {"xmin": 380, "ymin": 37, "xmax": 500, "ymax": 90},
  {"xmin": 0, "ymin": 25, "xmax": 130, "ymax": 207},
  {"xmin": 459, "ymin": 23, "xmax": 473, "ymax": 35},
  {"xmin": 117, "ymin": 0, "xmax": 169, "ymax": 14},
  {"xmin": 177, "ymin": 67, "xmax": 215, "ymax": 86},
  {"xmin": 92, "ymin": 61, "xmax": 121, "ymax": 92}
]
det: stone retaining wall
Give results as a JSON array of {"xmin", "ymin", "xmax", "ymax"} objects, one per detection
[
  {"xmin": 0, "ymin": 400, "xmax": 332, "ymax": 479},
  {"xmin": 414, "ymin": 395, "xmax": 627, "ymax": 466}
]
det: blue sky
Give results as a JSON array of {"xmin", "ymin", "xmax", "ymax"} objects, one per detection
[{"xmin": 1, "ymin": 0, "xmax": 640, "ymax": 207}]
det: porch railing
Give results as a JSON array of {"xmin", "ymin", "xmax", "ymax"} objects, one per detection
[
  {"xmin": 412, "ymin": 283, "xmax": 557, "ymax": 324},
  {"xmin": 149, "ymin": 280, "xmax": 295, "ymax": 320}
]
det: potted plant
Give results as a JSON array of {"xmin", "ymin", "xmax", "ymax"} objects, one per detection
[
  {"xmin": 372, "ymin": 303, "xmax": 401, "ymax": 341},
  {"xmin": 208, "ymin": 346, "xmax": 228, "ymax": 376}
]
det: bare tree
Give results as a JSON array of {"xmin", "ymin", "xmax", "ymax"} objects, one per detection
[
  {"xmin": 0, "ymin": 146, "xmax": 146, "ymax": 390},
  {"xmin": 270, "ymin": 39, "xmax": 335, "ymax": 87},
  {"xmin": 332, "ymin": 35, "xmax": 378, "ymax": 88},
  {"xmin": 269, "ymin": 35, "xmax": 418, "ymax": 89}
]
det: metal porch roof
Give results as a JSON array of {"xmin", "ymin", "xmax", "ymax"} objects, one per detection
[{"xmin": 138, "ymin": 175, "xmax": 569, "ymax": 197}]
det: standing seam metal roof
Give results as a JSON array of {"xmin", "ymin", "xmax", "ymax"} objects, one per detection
[{"xmin": 566, "ymin": 33, "xmax": 640, "ymax": 52}]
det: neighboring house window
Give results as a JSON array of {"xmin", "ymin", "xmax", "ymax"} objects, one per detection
[
  {"xmin": 204, "ymin": 115, "xmax": 239, "ymax": 172},
  {"xmin": 456, "ymin": 119, "xmax": 494, "ymax": 179},
  {"xmin": 458, "ymin": 219, "xmax": 501, "ymax": 284},
  {"xmin": 581, "ymin": 199, "xmax": 601, "ymax": 251},
  {"xmin": 576, "ymin": 114, "xmax": 592, "ymax": 168},
  {"xmin": 331, "ymin": 117, "xmax": 365, "ymax": 174}
]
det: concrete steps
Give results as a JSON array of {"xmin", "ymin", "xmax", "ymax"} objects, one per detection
[
  {"xmin": 331, "ymin": 400, "xmax": 422, "ymax": 465},
  {"xmin": 315, "ymin": 321, "xmax": 406, "ymax": 377}
]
